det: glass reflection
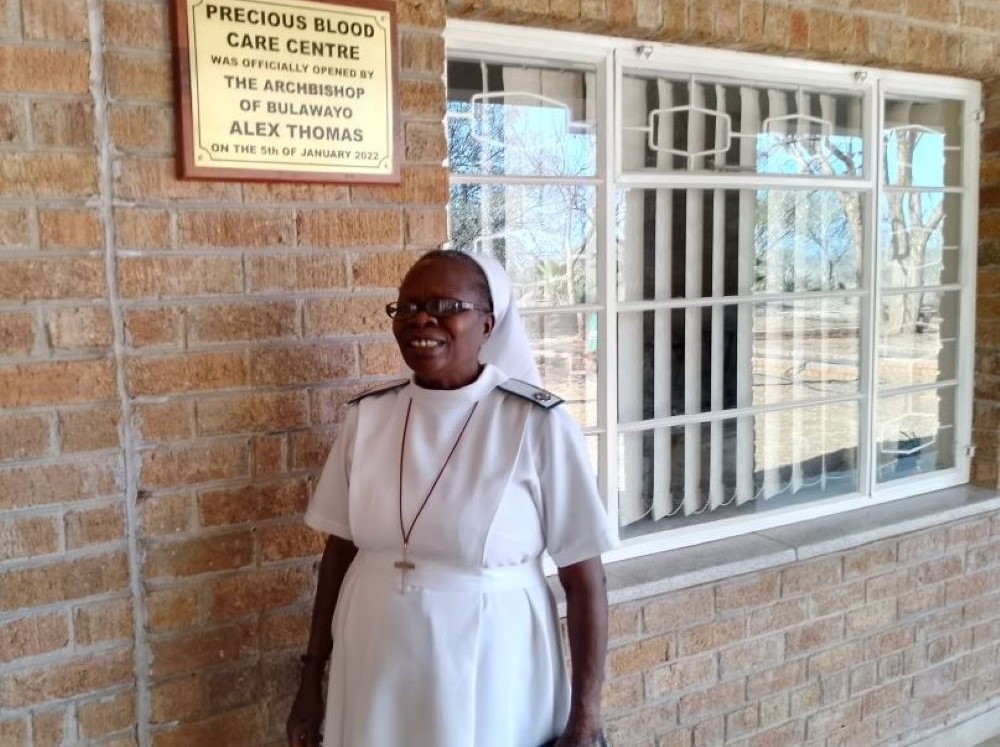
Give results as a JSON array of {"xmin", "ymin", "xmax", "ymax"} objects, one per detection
[
  {"xmin": 523, "ymin": 312, "xmax": 599, "ymax": 428},
  {"xmin": 876, "ymin": 387, "xmax": 956, "ymax": 482},
  {"xmin": 450, "ymin": 184, "xmax": 597, "ymax": 307},
  {"xmin": 879, "ymin": 192, "xmax": 961, "ymax": 288},
  {"xmin": 878, "ymin": 291, "xmax": 958, "ymax": 388}
]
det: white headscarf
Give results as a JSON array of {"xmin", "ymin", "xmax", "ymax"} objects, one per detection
[{"xmin": 468, "ymin": 253, "xmax": 541, "ymax": 386}]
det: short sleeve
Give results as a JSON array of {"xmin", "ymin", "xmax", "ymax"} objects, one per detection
[
  {"xmin": 304, "ymin": 404, "xmax": 358, "ymax": 539},
  {"xmin": 535, "ymin": 408, "xmax": 618, "ymax": 568}
]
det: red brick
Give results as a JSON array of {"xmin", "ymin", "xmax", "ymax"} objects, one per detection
[
  {"xmin": 38, "ymin": 208, "xmax": 101, "ymax": 250},
  {"xmin": 21, "ymin": 0, "xmax": 88, "ymax": 40},
  {"xmin": 405, "ymin": 208, "xmax": 447, "ymax": 245},
  {"xmin": 645, "ymin": 653, "xmax": 717, "ymax": 699},
  {"xmin": 144, "ymin": 531, "xmax": 255, "ymax": 579},
  {"xmin": 679, "ymin": 679, "xmax": 746, "ymax": 723},
  {"xmin": 260, "ymin": 608, "xmax": 310, "ymax": 651},
  {"xmin": 400, "ymin": 33, "xmax": 444, "ymax": 75},
  {"xmin": 0, "ymin": 612, "xmax": 68, "ymax": 663},
  {"xmin": 0, "ymin": 311, "xmax": 36, "ymax": 356},
  {"xmin": 126, "ymin": 351, "xmax": 248, "ymax": 396},
  {"xmin": 0, "ymin": 257, "xmax": 105, "ymax": 301},
  {"xmin": 350, "ymin": 249, "xmax": 422, "ymax": 288},
  {"xmin": 31, "ymin": 100, "xmax": 94, "ymax": 148},
  {"xmin": 150, "ymin": 703, "xmax": 265, "ymax": 747},
  {"xmin": 360, "ymin": 339, "xmax": 405, "ymax": 376},
  {"xmin": 147, "ymin": 587, "xmax": 201, "ymax": 633},
  {"xmin": 209, "ymin": 567, "xmax": 312, "ymax": 619},
  {"xmin": 0, "ymin": 457, "xmax": 120, "ymax": 510},
  {"xmin": 0, "ymin": 718, "xmax": 28, "ymax": 744},
  {"xmin": 0, "ymin": 153, "xmax": 96, "ymax": 197},
  {"xmin": 105, "ymin": 51, "xmax": 172, "ymax": 102},
  {"xmin": 187, "ymin": 301, "xmax": 297, "ymax": 344},
  {"xmin": 0, "ymin": 412, "xmax": 50, "ymax": 461},
  {"xmin": 1, "ymin": 553, "xmax": 129, "ymax": 612},
  {"xmin": 785, "ymin": 616, "xmax": 845, "ymax": 656},
  {"xmin": 177, "ymin": 209, "xmax": 296, "ymax": 249},
  {"xmin": 149, "ymin": 620, "xmax": 258, "ymax": 677},
  {"xmin": 124, "ymin": 307, "xmax": 184, "ymax": 348},
  {"xmin": 47, "ymin": 306, "xmax": 112, "ymax": 350},
  {"xmin": 0, "ymin": 514, "xmax": 60, "ymax": 561},
  {"xmin": 77, "ymin": 691, "xmax": 136, "ymax": 739},
  {"xmin": 31, "ymin": 708, "xmax": 67, "ymax": 747},
  {"xmin": 246, "ymin": 254, "xmax": 347, "ymax": 292},
  {"xmin": 0, "ymin": 47, "xmax": 90, "ymax": 94},
  {"xmin": 260, "ymin": 523, "xmax": 325, "ymax": 561},
  {"xmin": 304, "ymin": 295, "xmax": 391, "ymax": 336},
  {"xmin": 0, "ymin": 207, "xmax": 30, "ymax": 248},
  {"xmin": 118, "ymin": 256, "xmax": 243, "ymax": 298},
  {"xmin": 140, "ymin": 491, "xmax": 194, "ymax": 536},
  {"xmin": 196, "ymin": 391, "xmax": 309, "ymax": 435},
  {"xmin": 0, "ymin": 99, "xmax": 25, "ymax": 144},
  {"xmin": 66, "ymin": 504, "xmax": 125, "ymax": 548},
  {"xmin": 746, "ymin": 660, "xmax": 807, "ymax": 700},
  {"xmin": 716, "ymin": 573, "xmax": 780, "ymax": 611},
  {"xmin": 114, "ymin": 207, "xmax": 171, "ymax": 249},
  {"xmin": 0, "ymin": 651, "xmax": 133, "ymax": 709},
  {"xmin": 297, "ymin": 209, "xmax": 403, "ymax": 248},
  {"xmin": 252, "ymin": 434, "xmax": 285, "ymax": 476},
  {"xmin": 240, "ymin": 181, "xmax": 349, "ymax": 203},
  {"xmin": 250, "ymin": 343, "xmax": 355, "ymax": 386},
  {"xmin": 397, "ymin": 0, "xmax": 444, "ymax": 27},
  {"xmin": 134, "ymin": 401, "xmax": 195, "ymax": 443},
  {"xmin": 607, "ymin": 633, "xmax": 672, "ymax": 677},
  {"xmin": 678, "ymin": 618, "xmax": 746, "ymax": 656},
  {"xmin": 104, "ymin": 0, "xmax": 170, "ymax": 49},
  {"xmin": 116, "ymin": 157, "xmax": 240, "ymax": 202},
  {"xmin": 140, "ymin": 439, "xmax": 248, "ymax": 489},
  {"xmin": 60, "ymin": 404, "xmax": 121, "ymax": 452},
  {"xmin": 74, "ymin": 597, "xmax": 134, "ymax": 645},
  {"xmin": 351, "ymin": 165, "xmax": 448, "ymax": 206},
  {"xmin": 198, "ymin": 479, "xmax": 308, "ymax": 526},
  {"xmin": 309, "ymin": 386, "xmax": 355, "ymax": 425},
  {"xmin": 0, "ymin": 358, "xmax": 116, "ymax": 407},
  {"xmin": 108, "ymin": 103, "xmax": 172, "ymax": 151},
  {"xmin": 782, "ymin": 557, "xmax": 842, "ymax": 596},
  {"xmin": 288, "ymin": 428, "xmax": 335, "ymax": 471},
  {"xmin": 401, "ymin": 79, "xmax": 446, "ymax": 118},
  {"xmin": 150, "ymin": 675, "xmax": 204, "ymax": 724}
]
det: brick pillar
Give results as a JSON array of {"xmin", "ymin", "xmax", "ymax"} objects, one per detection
[{"xmin": 973, "ymin": 75, "xmax": 1000, "ymax": 489}]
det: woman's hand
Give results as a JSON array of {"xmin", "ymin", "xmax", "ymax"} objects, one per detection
[
  {"xmin": 553, "ymin": 718, "xmax": 607, "ymax": 747},
  {"xmin": 286, "ymin": 670, "xmax": 324, "ymax": 747}
]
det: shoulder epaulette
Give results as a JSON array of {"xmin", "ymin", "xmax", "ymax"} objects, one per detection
[
  {"xmin": 497, "ymin": 379, "xmax": 564, "ymax": 410},
  {"xmin": 348, "ymin": 379, "xmax": 409, "ymax": 404}
]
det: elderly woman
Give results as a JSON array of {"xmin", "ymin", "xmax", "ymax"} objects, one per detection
[{"xmin": 287, "ymin": 250, "xmax": 616, "ymax": 747}]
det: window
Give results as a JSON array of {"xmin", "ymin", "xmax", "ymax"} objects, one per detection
[{"xmin": 445, "ymin": 22, "xmax": 981, "ymax": 558}]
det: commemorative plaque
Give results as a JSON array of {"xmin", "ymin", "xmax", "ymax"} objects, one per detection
[{"xmin": 172, "ymin": 0, "xmax": 400, "ymax": 182}]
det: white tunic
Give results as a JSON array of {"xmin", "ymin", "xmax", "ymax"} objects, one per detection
[{"xmin": 305, "ymin": 364, "xmax": 617, "ymax": 747}]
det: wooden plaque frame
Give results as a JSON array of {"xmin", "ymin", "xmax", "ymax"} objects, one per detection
[{"xmin": 171, "ymin": 0, "xmax": 401, "ymax": 184}]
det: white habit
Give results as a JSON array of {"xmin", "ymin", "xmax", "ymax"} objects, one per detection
[{"xmin": 305, "ymin": 364, "xmax": 616, "ymax": 747}]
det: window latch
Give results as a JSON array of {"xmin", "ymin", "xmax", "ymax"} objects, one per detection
[
  {"xmin": 974, "ymin": 109, "xmax": 986, "ymax": 124},
  {"xmin": 964, "ymin": 444, "xmax": 977, "ymax": 458}
]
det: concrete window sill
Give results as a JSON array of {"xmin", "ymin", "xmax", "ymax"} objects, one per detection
[{"xmin": 553, "ymin": 484, "xmax": 1000, "ymax": 606}]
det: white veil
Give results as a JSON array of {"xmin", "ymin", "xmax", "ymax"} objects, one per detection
[{"xmin": 468, "ymin": 253, "xmax": 541, "ymax": 386}]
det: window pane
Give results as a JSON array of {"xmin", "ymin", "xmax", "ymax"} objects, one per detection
[
  {"xmin": 450, "ymin": 183, "xmax": 598, "ymax": 307},
  {"xmin": 617, "ymin": 402, "xmax": 859, "ymax": 536},
  {"xmin": 878, "ymin": 290, "xmax": 958, "ymax": 388},
  {"xmin": 754, "ymin": 190, "xmax": 864, "ymax": 293},
  {"xmin": 876, "ymin": 387, "xmax": 956, "ymax": 483},
  {"xmin": 620, "ymin": 74, "xmax": 864, "ymax": 176},
  {"xmin": 523, "ymin": 311, "xmax": 598, "ymax": 428},
  {"xmin": 753, "ymin": 298, "xmax": 861, "ymax": 405},
  {"xmin": 447, "ymin": 59, "xmax": 597, "ymax": 178},
  {"xmin": 616, "ymin": 188, "xmax": 862, "ymax": 302},
  {"xmin": 617, "ymin": 298, "xmax": 859, "ymax": 421},
  {"xmin": 884, "ymin": 98, "xmax": 964, "ymax": 188},
  {"xmin": 879, "ymin": 192, "xmax": 961, "ymax": 288}
]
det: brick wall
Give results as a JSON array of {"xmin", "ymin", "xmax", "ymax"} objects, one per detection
[
  {"xmin": 0, "ymin": 0, "xmax": 997, "ymax": 746},
  {"xmin": 600, "ymin": 515, "xmax": 1000, "ymax": 746}
]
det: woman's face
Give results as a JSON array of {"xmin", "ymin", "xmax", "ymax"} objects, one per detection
[{"xmin": 392, "ymin": 257, "xmax": 494, "ymax": 390}]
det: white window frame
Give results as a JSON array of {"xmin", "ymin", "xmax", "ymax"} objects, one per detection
[{"xmin": 444, "ymin": 20, "xmax": 981, "ymax": 563}]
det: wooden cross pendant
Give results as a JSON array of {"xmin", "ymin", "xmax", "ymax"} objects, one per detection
[{"xmin": 394, "ymin": 544, "xmax": 415, "ymax": 593}]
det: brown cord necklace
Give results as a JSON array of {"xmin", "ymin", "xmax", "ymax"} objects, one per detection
[{"xmin": 395, "ymin": 397, "xmax": 479, "ymax": 593}]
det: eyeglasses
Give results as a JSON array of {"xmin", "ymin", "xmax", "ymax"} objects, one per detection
[{"xmin": 385, "ymin": 298, "xmax": 491, "ymax": 320}]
